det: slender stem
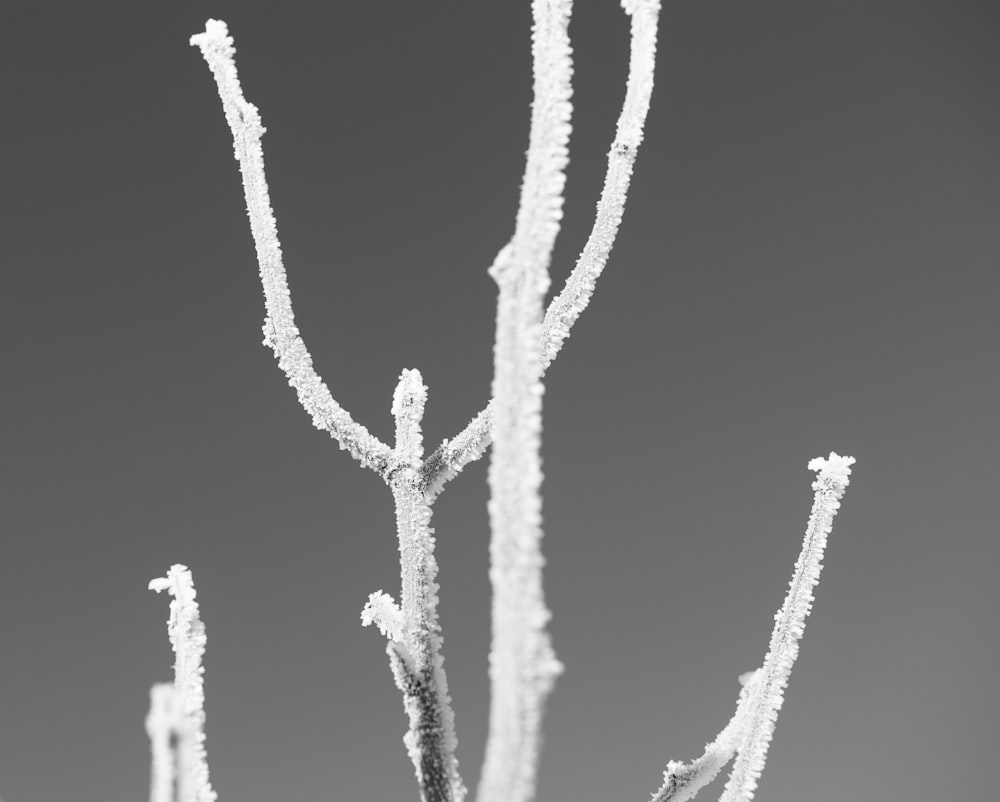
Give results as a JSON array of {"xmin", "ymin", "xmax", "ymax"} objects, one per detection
[
  {"xmin": 420, "ymin": 0, "xmax": 662, "ymax": 499},
  {"xmin": 388, "ymin": 473, "xmax": 465, "ymax": 802},
  {"xmin": 190, "ymin": 21, "xmax": 393, "ymax": 477}
]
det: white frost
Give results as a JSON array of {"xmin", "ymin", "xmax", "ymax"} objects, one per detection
[
  {"xmin": 148, "ymin": 564, "xmax": 216, "ymax": 802},
  {"xmin": 189, "ymin": 19, "xmax": 392, "ymax": 476}
]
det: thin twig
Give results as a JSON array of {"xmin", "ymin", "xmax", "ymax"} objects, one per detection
[{"xmin": 190, "ymin": 21, "xmax": 393, "ymax": 478}]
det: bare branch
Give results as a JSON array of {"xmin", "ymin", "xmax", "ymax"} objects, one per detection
[
  {"xmin": 477, "ymin": 1, "xmax": 573, "ymax": 799},
  {"xmin": 645, "ymin": 454, "xmax": 855, "ymax": 802},
  {"xmin": 421, "ymin": 0, "xmax": 662, "ymax": 498},
  {"xmin": 362, "ymin": 378, "xmax": 465, "ymax": 802},
  {"xmin": 648, "ymin": 670, "xmax": 760, "ymax": 802},
  {"xmin": 149, "ymin": 565, "xmax": 216, "ymax": 802},
  {"xmin": 719, "ymin": 453, "xmax": 855, "ymax": 802},
  {"xmin": 190, "ymin": 20, "xmax": 393, "ymax": 477}
]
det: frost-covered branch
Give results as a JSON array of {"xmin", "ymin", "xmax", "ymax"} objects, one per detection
[
  {"xmin": 361, "ymin": 373, "xmax": 465, "ymax": 802},
  {"xmin": 189, "ymin": 20, "xmax": 392, "ymax": 477},
  {"xmin": 476, "ymin": 2, "xmax": 572, "ymax": 801},
  {"xmin": 649, "ymin": 671, "xmax": 760, "ymax": 802},
  {"xmin": 421, "ymin": 0, "xmax": 661, "ymax": 498},
  {"xmin": 718, "ymin": 452, "xmax": 855, "ymax": 802},
  {"xmin": 148, "ymin": 565, "xmax": 216, "ymax": 802},
  {"xmin": 145, "ymin": 683, "xmax": 179, "ymax": 802},
  {"xmin": 647, "ymin": 454, "xmax": 855, "ymax": 802}
]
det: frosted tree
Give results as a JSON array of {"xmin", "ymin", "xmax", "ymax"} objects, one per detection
[{"xmin": 164, "ymin": 3, "xmax": 859, "ymax": 802}]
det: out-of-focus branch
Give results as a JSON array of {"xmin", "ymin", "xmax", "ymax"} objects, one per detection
[
  {"xmin": 148, "ymin": 565, "xmax": 216, "ymax": 802},
  {"xmin": 476, "ymin": 0, "xmax": 573, "ymax": 800}
]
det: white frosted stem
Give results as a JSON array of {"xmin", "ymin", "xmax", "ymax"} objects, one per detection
[
  {"xmin": 393, "ymin": 369, "xmax": 428, "ymax": 470},
  {"xmin": 189, "ymin": 20, "xmax": 392, "ymax": 477},
  {"xmin": 146, "ymin": 683, "xmax": 179, "ymax": 802},
  {"xmin": 357, "ymin": 377, "xmax": 464, "ymax": 802},
  {"xmin": 649, "ymin": 671, "xmax": 761, "ymax": 802},
  {"xmin": 386, "ymin": 478, "xmax": 465, "ymax": 802},
  {"xmin": 421, "ymin": 0, "xmax": 662, "ymax": 498},
  {"xmin": 644, "ymin": 454, "xmax": 854, "ymax": 802},
  {"xmin": 477, "ymin": 4, "xmax": 574, "ymax": 801},
  {"xmin": 717, "ymin": 453, "xmax": 855, "ymax": 802},
  {"xmin": 149, "ymin": 565, "xmax": 216, "ymax": 802}
]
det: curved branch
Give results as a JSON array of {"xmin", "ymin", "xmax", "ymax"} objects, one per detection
[
  {"xmin": 719, "ymin": 453, "xmax": 855, "ymax": 802},
  {"xmin": 190, "ymin": 20, "xmax": 393, "ymax": 477},
  {"xmin": 646, "ymin": 453, "xmax": 856, "ymax": 802}
]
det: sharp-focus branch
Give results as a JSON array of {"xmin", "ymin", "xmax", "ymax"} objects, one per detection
[
  {"xmin": 190, "ymin": 20, "xmax": 393, "ymax": 478},
  {"xmin": 362, "ymin": 375, "xmax": 466, "ymax": 802},
  {"xmin": 718, "ymin": 453, "xmax": 855, "ymax": 802},
  {"xmin": 649, "ymin": 671, "xmax": 761, "ymax": 802},
  {"xmin": 420, "ymin": 0, "xmax": 661, "ymax": 499},
  {"xmin": 646, "ymin": 453, "xmax": 856, "ymax": 802}
]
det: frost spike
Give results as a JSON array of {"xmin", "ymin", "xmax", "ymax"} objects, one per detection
[
  {"xmin": 148, "ymin": 565, "xmax": 216, "ymax": 802},
  {"xmin": 421, "ymin": 0, "xmax": 662, "ymax": 498},
  {"xmin": 189, "ymin": 19, "xmax": 392, "ymax": 477}
]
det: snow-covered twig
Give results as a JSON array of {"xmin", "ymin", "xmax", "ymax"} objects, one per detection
[
  {"xmin": 189, "ymin": 20, "xmax": 392, "ymax": 477},
  {"xmin": 361, "ymin": 372, "xmax": 466, "ymax": 802}
]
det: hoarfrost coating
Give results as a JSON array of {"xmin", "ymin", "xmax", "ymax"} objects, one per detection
[{"xmin": 137, "ymin": 4, "xmax": 858, "ymax": 802}]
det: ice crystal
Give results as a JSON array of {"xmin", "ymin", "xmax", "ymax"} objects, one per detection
[{"xmin": 718, "ymin": 453, "xmax": 855, "ymax": 802}]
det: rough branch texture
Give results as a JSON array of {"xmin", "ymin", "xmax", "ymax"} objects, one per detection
[
  {"xmin": 189, "ymin": 20, "xmax": 393, "ymax": 477},
  {"xmin": 181, "ymin": 10, "xmax": 858, "ymax": 802},
  {"xmin": 420, "ymin": 0, "xmax": 662, "ymax": 500},
  {"xmin": 649, "ymin": 454, "xmax": 856, "ymax": 802}
]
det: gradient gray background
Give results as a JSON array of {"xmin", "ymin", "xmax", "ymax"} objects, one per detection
[{"xmin": 2, "ymin": 2, "xmax": 998, "ymax": 800}]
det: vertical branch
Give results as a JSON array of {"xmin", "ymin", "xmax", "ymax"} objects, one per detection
[
  {"xmin": 189, "ymin": 20, "xmax": 393, "ymax": 477},
  {"xmin": 146, "ymin": 683, "xmax": 179, "ymax": 802},
  {"xmin": 420, "ymin": 0, "xmax": 662, "ymax": 498},
  {"xmin": 362, "ymin": 371, "xmax": 466, "ymax": 802},
  {"xmin": 478, "ymin": 3, "xmax": 574, "ymax": 801},
  {"xmin": 149, "ymin": 565, "xmax": 216, "ymax": 802}
]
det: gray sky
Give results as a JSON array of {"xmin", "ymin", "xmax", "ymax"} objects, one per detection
[{"xmin": 2, "ymin": 2, "xmax": 998, "ymax": 801}]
